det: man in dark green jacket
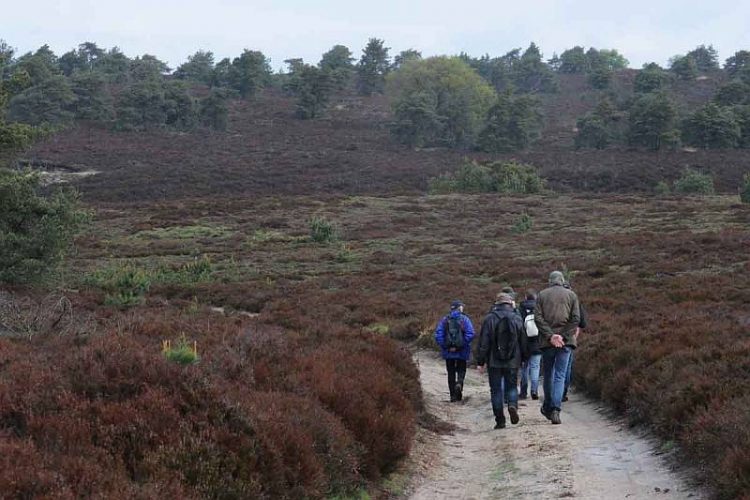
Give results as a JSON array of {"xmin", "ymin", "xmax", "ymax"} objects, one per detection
[
  {"xmin": 534, "ymin": 271, "xmax": 580, "ymax": 424},
  {"xmin": 477, "ymin": 292, "xmax": 528, "ymax": 429}
]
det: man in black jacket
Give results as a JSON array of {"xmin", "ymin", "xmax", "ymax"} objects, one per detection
[
  {"xmin": 518, "ymin": 290, "xmax": 542, "ymax": 400},
  {"xmin": 476, "ymin": 292, "xmax": 528, "ymax": 429}
]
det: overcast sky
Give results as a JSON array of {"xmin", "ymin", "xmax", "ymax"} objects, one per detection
[{"xmin": 4, "ymin": 0, "xmax": 749, "ymax": 71}]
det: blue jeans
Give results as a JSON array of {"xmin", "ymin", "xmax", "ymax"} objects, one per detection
[
  {"xmin": 520, "ymin": 354, "xmax": 542, "ymax": 395},
  {"xmin": 564, "ymin": 350, "xmax": 576, "ymax": 397},
  {"xmin": 488, "ymin": 367, "xmax": 518, "ymax": 423},
  {"xmin": 542, "ymin": 347, "xmax": 572, "ymax": 413}
]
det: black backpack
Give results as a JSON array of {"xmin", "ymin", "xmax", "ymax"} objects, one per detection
[
  {"xmin": 444, "ymin": 315, "xmax": 465, "ymax": 350},
  {"xmin": 492, "ymin": 310, "xmax": 519, "ymax": 361}
]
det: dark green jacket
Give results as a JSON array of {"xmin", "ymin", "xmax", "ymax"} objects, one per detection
[{"xmin": 534, "ymin": 278, "xmax": 580, "ymax": 349}]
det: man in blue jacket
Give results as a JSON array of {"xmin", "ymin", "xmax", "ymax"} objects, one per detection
[{"xmin": 434, "ymin": 300, "xmax": 476, "ymax": 402}]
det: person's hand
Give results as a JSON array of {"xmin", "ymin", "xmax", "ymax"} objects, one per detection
[
  {"xmin": 574, "ymin": 327, "xmax": 580, "ymax": 341},
  {"xmin": 477, "ymin": 365, "xmax": 485, "ymax": 374},
  {"xmin": 551, "ymin": 334, "xmax": 565, "ymax": 348},
  {"xmin": 448, "ymin": 347, "xmax": 457, "ymax": 352}
]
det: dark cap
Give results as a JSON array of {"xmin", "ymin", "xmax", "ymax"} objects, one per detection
[{"xmin": 450, "ymin": 300, "xmax": 464, "ymax": 310}]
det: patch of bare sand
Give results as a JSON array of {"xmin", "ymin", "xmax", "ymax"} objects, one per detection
[{"xmin": 406, "ymin": 350, "xmax": 704, "ymax": 500}]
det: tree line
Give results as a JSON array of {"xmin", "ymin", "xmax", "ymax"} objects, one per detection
[{"xmin": 2, "ymin": 38, "xmax": 750, "ymax": 159}]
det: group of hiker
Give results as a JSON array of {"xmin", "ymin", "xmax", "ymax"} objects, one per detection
[{"xmin": 434, "ymin": 270, "xmax": 587, "ymax": 428}]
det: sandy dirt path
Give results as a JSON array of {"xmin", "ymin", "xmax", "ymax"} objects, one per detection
[{"xmin": 407, "ymin": 350, "xmax": 703, "ymax": 500}]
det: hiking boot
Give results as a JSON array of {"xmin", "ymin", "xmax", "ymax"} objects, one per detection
[
  {"xmin": 551, "ymin": 410, "xmax": 561, "ymax": 425},
  {"xmin": 541, "ymin": 407, "xmax": 552, "ymax": 420},
  {"xmin": 519, "ymin": 393, "xmax": 528, "ymax": 400},
  {"xmin": 455, "ymin": 383, "xmax": 463, "ymax": 401},
  {"xmin": 562, "ymin": 394, "xmax": 569, "ymax": 402},
  {"xmin": 494, "ymin": 419, "xmax": 506, "ymax": 429},
  {"xmin": 531, "ymin": 392, "xmax": 539, "ymax": 400},
  {"xmin": 508, "ymin": 406, "xmax": 520, "ymax": 425}
]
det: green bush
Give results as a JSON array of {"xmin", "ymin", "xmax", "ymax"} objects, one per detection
[
  {"xmin": 428, "ymin": 161, "xmax": 494, "ymax": 193},
  {"xmin": 428, "ymin": 160, "xmax": 545, "ymax": 194},
  {"xmin": 673, "ymin": 169, "xmax": 715, "ymax": 195},
  {"xmin": 740, "ymin": 174, "xmax": 750, "ymax": 203},
  {"xmin": 91, "ymin": 265, "xmax": 151, "ymax": 307},
  {"xmin": 0, "ymin": 122, "xmax": 50, "ymax": 156},
  {"xmin": 511, "ymin": 213, "xmax": 533, "ymax": 234},
  {"xmin": 310, "ymin": 216, "xmax": 338, "ymax": 243},
  {"xmin": 0, "ymin": 169, "xmax": 90, "ymax": 284},
  {"xmin": 655, "ymin": 180, "xmax": 671, "ymax": 195},
  {"xmin": 162, "ymin": 335, "xmax": 199, "ymax": 365}
]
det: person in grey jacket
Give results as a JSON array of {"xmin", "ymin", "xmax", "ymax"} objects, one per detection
[
  {"xmin": 476, "ymin": 292, "xmax": 528, "ymax": 429},
  {"xmin": 534, "ymin": 271, "xmax": 580, "ymax": 424}
]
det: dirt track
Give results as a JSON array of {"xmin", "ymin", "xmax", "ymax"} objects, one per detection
[{"xmin": 407, "ymin": 351, "xmax": 704, "ymax": 500}]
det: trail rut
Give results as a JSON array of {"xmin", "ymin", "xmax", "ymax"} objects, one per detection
[{"xmin": 407, "ymin": 351, "xmax": 703, "ymax": 500}]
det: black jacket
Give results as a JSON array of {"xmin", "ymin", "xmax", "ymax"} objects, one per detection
[
  {"xmin": 476, "ymin": 304, "xmax": 528, "ymax": 369},
  {"xmin": 519, "ymin": 299, "xmax": 541, "ymax": 355}
]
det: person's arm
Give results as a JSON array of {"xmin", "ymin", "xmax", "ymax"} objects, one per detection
[
  {"xmin": 463, "ymin": 316, "xmax": 475, "ymax": 346},
  {"xmin": 434, "ymin": 317, "xmax": 446, "ymax": 348},
  {"xmin": 563, "ymin": 293, "xmax": 581, "ymax": 339},
  {"xmin": 534, "ymin": 298, "xmax": 554, "ymax": 343},
  {"xmin": 476, "ymin": 315, "xmax": 493, "ymax": 367}
]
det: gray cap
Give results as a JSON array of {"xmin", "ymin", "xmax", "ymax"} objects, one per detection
[{"xmin": 549, "ymin": 271, "xmax": 565, "ymax": 286}]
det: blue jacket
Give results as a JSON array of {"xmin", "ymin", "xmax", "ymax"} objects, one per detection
[{"xmin": 434, "ymin": 311, "xmax": 475, "ymax": 361}]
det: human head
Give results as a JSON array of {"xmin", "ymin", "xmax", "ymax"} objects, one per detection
[
  {"xmin": 501, "ymin": 285, "xmax": 517, "ymax": 301},
  {"xmin": 526, "ymin": 289, "xmax": 537, "ymax": 300},
  {"xmin": 450, "ymin": 300, "xmax": 464, "ymax": 312},
  {"xmin": 495, "ymin": 292, "xmax": 514, "ymax": 305},
  {"xmin": 549, "ymin": 271, "xmax": 565, "ymax": 286}
]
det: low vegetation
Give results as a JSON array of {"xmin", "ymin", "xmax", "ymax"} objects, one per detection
[{"xmin": 429, "ymin": 160, "xmax": 545, "ymax": 194}]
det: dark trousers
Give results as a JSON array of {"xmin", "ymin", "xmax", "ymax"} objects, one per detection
[
  {"xmin": 488, "ymin": 367, "xmax": 518, "ymax": 423},
  {"xmin": 446, "ymin": 359, "xmax": 467, "ymax": 399}
]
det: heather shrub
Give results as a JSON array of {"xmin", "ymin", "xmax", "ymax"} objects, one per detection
[
  {"xmin": 297, "ymin": 343, "xmax": 417, "ymax": 477},
  {"xmin": 673, "ymin": 169, "xmax": 715, "ymax": 195}
]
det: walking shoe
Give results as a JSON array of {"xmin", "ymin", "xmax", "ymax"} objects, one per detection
[
  {"xmin": 541, "ymin": 407, "xmax": 552, "ymax": 420},
  {"xmin": 519, "ymin": 393, "xmax": 528, "ymax": 400},
  {"xmin": 508, "ymin": 406, "xmax": 520, "ymax": 425},
  {"xmin": 531, "ymin": 392, "xmax": 539, "ymax": 400},
  {"xmin": 494, "ymin": 419, "xmax": 506, "ymax": 429},
  {"xmin": 455, "ymin": 383, "xmax": 463, "ymax": 401},
  {"xmin": 551, "ymin": 410, "xmax": 561, "ymax": 425},
  {"xmin": 562, "ymin": 395, "xmax": 569, "ymax": 402}
]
